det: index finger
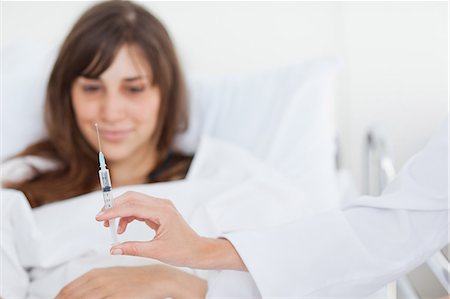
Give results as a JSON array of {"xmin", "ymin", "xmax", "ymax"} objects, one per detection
[{"xmin": 95, "ymin": 191, "xmax": 166, "ymax": 222}]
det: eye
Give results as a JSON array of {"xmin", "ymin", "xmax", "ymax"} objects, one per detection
[
  {"xmin": 82, "ymin": 84, "xmax": 101, "ymax": 93},
  {"xmin": 126, "ymin": 85, "xmax": 146, "ymax": 93}
]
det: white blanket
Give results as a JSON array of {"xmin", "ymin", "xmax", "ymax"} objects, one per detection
[{"xmin": 1, "ymin": 137, "xmax": 332, "ymax": 298}]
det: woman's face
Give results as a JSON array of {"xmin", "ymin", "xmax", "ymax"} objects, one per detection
[{"xmin": 71, "ymin": 44, "xmax": 161, "ymax": 163}]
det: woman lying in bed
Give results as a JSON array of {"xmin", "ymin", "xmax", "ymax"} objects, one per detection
[{"xmin": 2, "ymin": 1, "xmax": 207, "ymax": 297}]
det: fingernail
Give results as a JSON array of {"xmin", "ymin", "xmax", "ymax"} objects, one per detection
[
  {"xmin": 111, "ymin": 248, "xmax": 123, "ymax": 255},
  {"xmin": 96, "ymin": 211, "xmax": 104, "ymax": 218}
]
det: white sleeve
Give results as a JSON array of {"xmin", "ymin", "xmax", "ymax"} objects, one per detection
[{"xmin": 207, "ymin": 121, "xmax": 448, "ymax": 298}]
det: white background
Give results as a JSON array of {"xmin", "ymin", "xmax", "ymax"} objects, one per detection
[{"xmin": 2, "ymin": 1, "xmax": 448, "ymax": 189}]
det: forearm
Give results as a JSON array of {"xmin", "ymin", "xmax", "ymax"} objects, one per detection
[
  {"xmin": 170, "ymin": 268, "xmax": 208, "ymax": 299},
  {"xmin": 195, "ymin": 237, "xmax": 247, "ymax": 271}
]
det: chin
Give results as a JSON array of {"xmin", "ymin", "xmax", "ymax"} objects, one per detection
[{"xmin": 101, "ymin": 150, "xmax": 131, "ymax": 164}]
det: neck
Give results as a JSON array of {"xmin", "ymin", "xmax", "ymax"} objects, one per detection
[{"xmin": 109, "ymin": 146, "xmax": 158, "ymax": 187}]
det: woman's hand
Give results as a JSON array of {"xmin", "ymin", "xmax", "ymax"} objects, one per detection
[
  {"xmin": 96, "ymin": 191, "xmax": 247, "ymax": 271},
  {"xmin": 56, "ymin": 265, "xmax": 207, "ymax": 299}
]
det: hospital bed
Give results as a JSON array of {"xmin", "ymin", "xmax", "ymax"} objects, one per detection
[
  {"xmin": 361, "ymin": 126, "xmax": 450, "ymax": 298},
  {"xmin": 1, "ymin": 41, "xmax": 431, "ymax": 298}
]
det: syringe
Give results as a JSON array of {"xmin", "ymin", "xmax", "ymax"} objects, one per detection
[{"xmin": 95, "ymin": 123, "xmax": 119, "ymax": 245}]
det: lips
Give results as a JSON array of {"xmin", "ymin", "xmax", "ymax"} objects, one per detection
[{"xmin": 99, "ymin": 128, "xmax": 133, "ymax": 142}]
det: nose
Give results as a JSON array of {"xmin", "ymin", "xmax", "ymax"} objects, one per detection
[{"xmin": 99, "ymin": 91, "xmax": 126, "ymax": 123}]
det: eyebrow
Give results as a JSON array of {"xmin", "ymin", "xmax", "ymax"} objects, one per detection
[
  {"xmin": 123, "ymin": 76, "xmax": 147, "ymax": 82},
  {"xmin": 79, "ymin": 75, "xmax": 149, "ymax": 82}
]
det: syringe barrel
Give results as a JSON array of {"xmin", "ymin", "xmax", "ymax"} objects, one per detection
[
  {"xmin": 99, "ymin": 169, "xmax": 114, "ymax": 209},
  {"xmin": 98, "ymin": 169, "xmax": 112, "ymax": 191},
  {"xmin": 102, "ymin": 189, "xmax": 114, "ymax": 209}
]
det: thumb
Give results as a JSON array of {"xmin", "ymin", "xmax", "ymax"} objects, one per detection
[{"xmin": 110, "ymin": 241, "xmax": 156, "ymax": 258}]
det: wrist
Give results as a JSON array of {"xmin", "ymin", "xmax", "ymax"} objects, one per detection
[{"xmin": 196, "ymin": 237, "xmax": 247, "ymax": 271}]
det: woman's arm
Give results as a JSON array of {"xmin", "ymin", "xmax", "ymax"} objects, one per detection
[
  {"xmin": 96, "ymin": 191, "xmax": 247, "ymax": 271},
  {"xmin": 56, "ymin": 265, "xmax": 207, "ymax": 299},
  {"xmin": 196, "ymin": 237, "xmax": 247, "ymax": 271}
]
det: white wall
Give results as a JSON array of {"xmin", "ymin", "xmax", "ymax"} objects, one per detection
[
  {"xmin": 2, "ymin": 1, "xmax": 448, "ymax": 188},
  {"xmin": 336, "ymin": 2, "xmax": 448, "ymax": 188}
]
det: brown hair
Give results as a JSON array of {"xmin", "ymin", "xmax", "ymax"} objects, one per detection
[{"xmin": 4, "ymin": 1, "xmax": 190, "ymax": 208}]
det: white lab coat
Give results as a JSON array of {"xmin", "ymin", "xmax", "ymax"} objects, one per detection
[{"xmin": 207, "ymin": 120, "xmax": 449, "ymax": 298}]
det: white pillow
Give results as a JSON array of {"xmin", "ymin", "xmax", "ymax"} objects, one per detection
[
  {"xmin": 1, "ymin": 41, "xmax": 55, "ymax": 161},
  {"xmin": 178, "ymin": 60, "xmax": 341, "ymax": 207},
  {"xmin": 1, "ymin": 41, "xmax": 340, "ymax": 206}
]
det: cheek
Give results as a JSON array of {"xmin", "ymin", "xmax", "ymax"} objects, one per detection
[
  {"xmin": 148, "ymin": 97, "xmax": 161, "ymax": 124},
  {"xmin": 71, "ymin": 94, "xmax": 100, "ymax": 142},
  {"xmin": 72, "ymin": 95, "xmax": 99, "ymax": 125},
  {"xmin": 134, "ymin": 92, "xmax": 161, "ymax": 132}
]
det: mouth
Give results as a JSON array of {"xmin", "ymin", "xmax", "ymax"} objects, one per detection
[{"xmin": 98, "ymin": 128, "xmax": 134, "ymax": 142}]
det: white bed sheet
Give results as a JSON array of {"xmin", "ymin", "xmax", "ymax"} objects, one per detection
[
  {"xmin": 1, "ymin": 137, "xmax": 389, "ymax": 298},
  {"xmin": 1, "ymin": 137, "xmax": 320, "ymax": 298}
]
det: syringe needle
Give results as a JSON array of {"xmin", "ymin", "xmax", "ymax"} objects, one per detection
[{"xmin": 94, "ymin": 123, "xmax": 102, "ymax": 152}]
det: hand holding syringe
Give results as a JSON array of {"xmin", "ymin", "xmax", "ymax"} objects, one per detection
[{"xmin": 95, "ymin": 123, "xmax": 119, "ymax": 245}]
